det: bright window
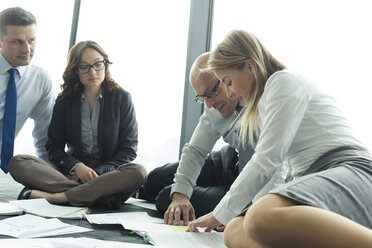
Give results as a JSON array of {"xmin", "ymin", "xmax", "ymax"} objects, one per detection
[
  {"xmin": 212, "ymin": 0, "xmax": 372, "ymax": 150},
  {"xmin": 77, "ymin": 0, "xmax": 190, "ymax": 170}
]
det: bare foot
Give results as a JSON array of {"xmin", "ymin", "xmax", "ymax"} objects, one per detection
[{"xmin": 29, "ymin": 190, "xmax": 68, "ymax": 205}]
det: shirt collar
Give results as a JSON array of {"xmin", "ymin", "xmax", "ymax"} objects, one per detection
[
  {"xmin": 81, "ymin": 90, "xmax": 103, "ymax": 102},
  {"xmin": 0, "ymin": 51, "xmax": 27, "ymax": 77}
]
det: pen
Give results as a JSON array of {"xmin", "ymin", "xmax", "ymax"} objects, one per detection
[
  {"xmin": 143, "ymin": 236, "xmax": 155, "ymax": 245},
  {"xmin": 131, "ymin": 230, "xmax": 155, "ymax": 245},
  {"xmin": 135, "ymin": 231, "xmax": 146, "ymax": 238},
  {"xmin": 58, "ymin": 207, "xmax": 87, "ymax": 217}
]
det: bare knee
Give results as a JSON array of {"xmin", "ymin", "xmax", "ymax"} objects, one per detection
[
  {"xmin": 225, "ymin": 216, "xmax": 266, "ymax": 248},
  {"xmin": 244, "ymin": 206, "xmax": 269, "ymax": 243},
  {"xmin": 244, "ymin": 194, "xmax": 296, "ymax": 243},
  {"xmin": 224, "ymin": 217, "xmax": 244, "ymax": 247}
]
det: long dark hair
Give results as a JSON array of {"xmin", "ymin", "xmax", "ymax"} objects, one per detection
[{"xmin": 59, "ymin": 40, "xmax": 121, "ymax": 100}]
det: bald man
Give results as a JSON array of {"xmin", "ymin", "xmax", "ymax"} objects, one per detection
[{"xmin": 138, "ymin": 53, "xmax": 285, "ymax": 225}]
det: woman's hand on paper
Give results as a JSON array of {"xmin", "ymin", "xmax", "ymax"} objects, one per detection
[
  {"xmin": 164, "ymin": 192, "xmax": 196, "ymax": 225},
  {"xmin": 187, "ymin": 212, "xmax": 223, "ymax": 232}
]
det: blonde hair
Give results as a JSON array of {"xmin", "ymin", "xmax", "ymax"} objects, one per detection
[{"xmin": 207, "ymin": 30, "xmax": 286, "ymax": 146}]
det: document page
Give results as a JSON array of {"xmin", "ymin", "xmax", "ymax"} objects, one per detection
[
  {"xmin": 0, "ymin": 214, "xmax": 92, "ymax": 238},
  {"xmin": 85, "ymin": 211, "xmax": 162, "ymax": 224},
  {"xmin": 9, "ymin": 198, "xmax": 87, "ymax": 219},
  {"xmin": 0, "ymin": 202, "xmax": 23, "ymax": 215},
  {"xmin": 0, "ymin": 237, "xmax": 150, "ymax": 248},
  {"xmin": 148, "ymin": 232, "xmax": 227, "ymax": 248}
]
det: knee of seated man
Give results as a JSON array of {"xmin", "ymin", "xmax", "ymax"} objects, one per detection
[
  {"xmin": 155, "ymin": 185, "xmax": 172, "ymax": 215},
  {"xmin": 8, "ymin": 155, "xmax": 30, "ymax": 173},
  {"xmin": 119, "ymin": 163, "xmax": 148, "ymax": 185},
  {"xmin": 133, "ymin": 163, "xmax": 148, "ymax": 184},
  {"xmin": 144, "ymin": 165, "xmax": 164, "ymax": 186}
]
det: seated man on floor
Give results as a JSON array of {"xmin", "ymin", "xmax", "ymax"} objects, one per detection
[{"xmin": 138, "ymin": 52, "xmax": 286, "ymax": 225}]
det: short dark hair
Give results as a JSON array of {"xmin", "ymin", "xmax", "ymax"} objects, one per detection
[{"xmin": 0, "ymin": 7, "xmax": 36, "ymax": 38}]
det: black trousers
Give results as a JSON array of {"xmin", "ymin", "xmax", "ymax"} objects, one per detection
[{"xmin": 138, "ymin": 145, "xmax": 239, "ymax": 218}]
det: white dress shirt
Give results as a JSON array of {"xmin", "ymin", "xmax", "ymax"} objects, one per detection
[
  {"xmin": 0, "ymin": 52, "xmax": 55, "ymax": 162},
  {"xmin": 172, "ymin": 101, "xmax": 287, "ymax": 202},
  {"xmin": 213, "ymin": 70, "xmax": 363, "ymax": 225}
]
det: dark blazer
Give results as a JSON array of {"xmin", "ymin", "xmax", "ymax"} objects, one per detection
[{"xmin": 46, "ymin": 87, "xmax": 138, "ymax": 175}]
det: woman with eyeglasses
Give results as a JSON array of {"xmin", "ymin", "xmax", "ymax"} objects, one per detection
[
  {"xmin": 188, "ymin": 30, "xmax": 372, "ymax": 248},
  {"xmin": 9, "ymin": 40, "xmax": 147, "ymax": 209}
]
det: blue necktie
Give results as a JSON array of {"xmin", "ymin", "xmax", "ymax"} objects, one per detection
[{"xmin": 1, "ymin": 68, "xmax": 17, "ymax": 173}]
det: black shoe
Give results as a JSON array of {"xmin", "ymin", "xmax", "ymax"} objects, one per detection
[
  {"xmin": 109, "ymin": 193, "xmax": 125, "ymax": 210},
  {"xmin": 18, "ymin": 187, "xmax": 32, "ymax": 200}
]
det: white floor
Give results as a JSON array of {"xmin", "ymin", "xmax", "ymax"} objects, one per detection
[{"xmin": 0, "ymin": 171, "xmax": 23, "ymax": 202}]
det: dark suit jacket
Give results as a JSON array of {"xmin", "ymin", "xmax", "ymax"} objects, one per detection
[{"xmin": 46, "ymin": 87, "xmax": 138, "ymax": 175}]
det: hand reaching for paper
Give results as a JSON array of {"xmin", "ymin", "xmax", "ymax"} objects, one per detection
[{"xmin": 187, "ymin": 212, "xmax": 224, "ymax": 232}]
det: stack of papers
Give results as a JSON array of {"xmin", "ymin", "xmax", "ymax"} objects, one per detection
[
  {"xmin": 113, "ymin": 213, "xmax": 226, "ymax": 247},
  {"xmin": 0, "ymin": 201, "xmax": 227, "ymax": 247}
]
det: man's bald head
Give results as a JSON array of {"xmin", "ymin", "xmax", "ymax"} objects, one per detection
[
  {"xmin": 189, "ymin": 52, "xmax": 211, "ymax": 86},
  {"xmin": 189, "ymin": 52, "xmax": 239, "ymax": 118}
]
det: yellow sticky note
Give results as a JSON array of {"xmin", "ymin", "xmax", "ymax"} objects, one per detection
[{"xmin": 170, "ymin": 225, "xmax": 189, "ymax": 232}]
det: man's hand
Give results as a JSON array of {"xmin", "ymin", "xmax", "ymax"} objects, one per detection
[
  {"xmin": 69, "ymin": 174, "xmax": 81, "ymax": 183},
  {"xmin": 74, "ymin": 163, "xmax": 99, "ymax": 183},
  {"xmin": 164, "ymin": 193, "xmax": 196, "ymax": 225},
  {"xmin": 187, "ymin": 212, "xmax": 223, "ymax": 232}
]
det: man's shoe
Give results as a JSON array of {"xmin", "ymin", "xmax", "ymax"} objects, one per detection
[
  {"xmin": 17, "ymin": 187, "xmax": 32, "ymax": 200},
  {"xmin": 109, "ymin": 193, "xmax": 125, "ymax": 210}
]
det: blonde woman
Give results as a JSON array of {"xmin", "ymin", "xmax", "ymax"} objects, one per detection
[{"xmin": 188, "ymin": 30, "xmax": 372, "ymax": 248}]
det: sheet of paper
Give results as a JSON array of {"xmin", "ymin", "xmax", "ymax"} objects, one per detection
[
  {"xmin": 148, "ymin": 232, "xmax": 227, "ymax": 248},
  {"xmin": 9, "ymin": 198, "xmax": 87, "ymax": 219},
  {"xmin": 0, "ymin": 202, "xmax": 23, "ymax": 215},
  {"xmin": 0, "ymin": 238, "xmax": 57, "ymax": 248},
  {"xmin": 0, "ymin": 237, "xmax": 150, "ymax": 248},
  {"xmin": 61, "ymin": 237, "xmax": 151, "ymax": 247},
  {"xmin": 0, "ymin": 214, "xmax": 92, "ymax": 238},
  {"xmin": 125, "ymin": 197, "xmax": 157, "ymax": 210},
  {"xmin": 85, "ymin": 211, "xmax": 162, "ymax": 224},
  {"xmin": 120, "ymin": 219, "xmax": 188, "ymax": 233}
]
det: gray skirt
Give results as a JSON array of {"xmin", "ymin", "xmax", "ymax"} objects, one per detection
[{"xmin": 269, "ymin": 145, "xmax": 372, "ymax": 228}]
